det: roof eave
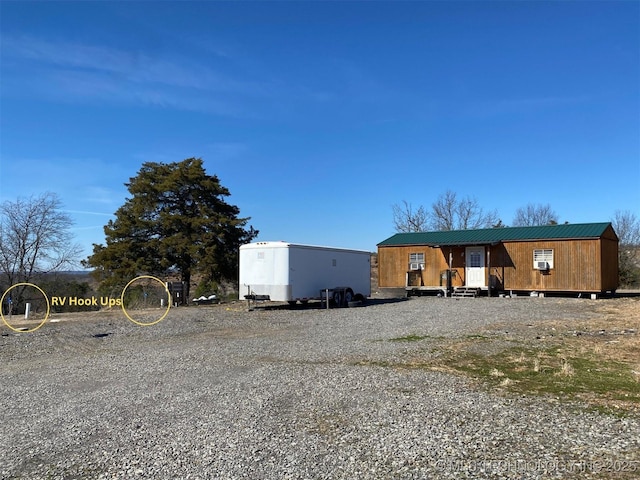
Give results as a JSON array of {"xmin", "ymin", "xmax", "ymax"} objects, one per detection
[{"xmin": 379, "ymin": 237, "xmax": 604, "ymax": 247}]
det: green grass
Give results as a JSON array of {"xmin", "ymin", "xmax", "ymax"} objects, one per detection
[
  {"xmin": 381, "ymin": 332, "xmax": 640, "ymax": 415},
  {"xmin": 388, "ymin": 334, "xmax": 431, "ymax": 342},
  {"xmin": 429, "ymin": 342, "xmax": 640, "ymax": 414},
  {"xmin": 444, "ymin": 346, "xmax": 636, "ymax": 393}
]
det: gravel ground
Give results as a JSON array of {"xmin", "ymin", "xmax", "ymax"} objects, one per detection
[{"xmin": 1, "ymin": 296, "xmax": 639, "ymax": 479}]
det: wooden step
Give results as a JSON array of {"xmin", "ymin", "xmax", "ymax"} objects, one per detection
[{"xmin": 452, "ymin": 287, "xmax": 480, "ymax": 298}]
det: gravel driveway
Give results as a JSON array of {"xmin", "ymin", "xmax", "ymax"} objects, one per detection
[{"xmin": 1, "ymin": 296, "xmax": 639, "ymax": 479}]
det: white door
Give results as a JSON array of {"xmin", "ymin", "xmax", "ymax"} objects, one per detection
[{"xmin": 466, "ymin": 247, "xmax": 485, "ymax": 287}]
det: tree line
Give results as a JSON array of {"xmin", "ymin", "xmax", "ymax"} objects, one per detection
[
  {"xmin": 0, "ymin": 158, "xmax": 257, "ymax": 312},
  {"xmin": 1, "ymin": 161, "xmax": 638, "ymax": 313},
  {"xmin": 391, "ymin": 191, "xmax": 561, "ymax": 232}
]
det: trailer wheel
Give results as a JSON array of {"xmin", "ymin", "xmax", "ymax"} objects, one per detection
[
  {"xmin": 344, "ymin": 288, "xmax": 354, "ymax": 304},
  {"xmin": 332, "ymin": 290, "xmax": 342, "ymax": 306}
]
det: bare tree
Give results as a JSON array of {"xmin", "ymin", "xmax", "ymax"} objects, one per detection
[
  {"xmin": 392, "ymin": 200, "xmax": 428, "ymax": 233},
  {"xmin": 513, "ymin": 203, "xmax": 559, "ymax": 226},
  {"xmin": 429, "ymin": 190, "xmax": 499, "ymax": 231},
  {"xmin": 612, "ymin": 210, "xmax": 640, "ymax": 287},
  {"xmin": 0, "ymin": 192, "xmax": 82, "ymax": 291}
]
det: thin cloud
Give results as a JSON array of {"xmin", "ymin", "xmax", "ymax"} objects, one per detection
[
  {"xmin": 3, "ymin": 35, "xmax": 249, "ymax": 91},
  {"xmin": 70, "ymin": 224, "xmax": 110, "ymax": 231},
  {"xmin": 466, "ymin": 95, "xmax": 589, "ymax": 118},
  {"xmin": 63, "ymin": 210, "xmax": 114, "ymax": 217},
  {"xmin": 2, "ymin": 35, "xmax": 276, "ymax": 115},
  {"xmin": 3, "ymin": 35, "xmax": 135, "ymax": 75}
]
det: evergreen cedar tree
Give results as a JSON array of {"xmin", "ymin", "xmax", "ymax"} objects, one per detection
[{"xmin": 84, "ymin": 158, "xmax": 258, "ymax": 298}]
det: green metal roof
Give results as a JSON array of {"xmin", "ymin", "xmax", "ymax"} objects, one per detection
[{"xmin": 378, "ymin": 222, "xmax": 614, "ymax": 247}]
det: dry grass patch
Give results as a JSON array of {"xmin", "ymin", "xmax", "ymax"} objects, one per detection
[{"xmin": 389, "ymin": 297, "xmax": 640, "ymax": 416}]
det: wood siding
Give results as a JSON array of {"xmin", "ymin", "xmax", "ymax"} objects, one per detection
[
  {"xmin": 378, "ymin": 232, "xmax": 619, "ymax": 293},
  {"xmin": 600, "ymin": 236, "xmax": 619, "ymax": 291},
  {"xmin": 378, "ymin": 246, "xmax": 468, "ymax": 289},
  {"xmin": 499, "ymin": 239, "xmax": 602, "ymax": 292}
]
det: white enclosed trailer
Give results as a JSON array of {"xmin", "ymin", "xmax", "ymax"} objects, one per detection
[{"xmin": 239, "ymin": 241, "xmax": 371, "ymax": 305}]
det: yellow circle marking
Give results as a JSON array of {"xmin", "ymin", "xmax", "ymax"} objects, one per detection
[
  {"xmin": 1, "ymin": 283, "xmax": 51, "ymax": 333},
  {"xmin": 120, "ymin": 275, "xmax": 171, "ymax": 326}
]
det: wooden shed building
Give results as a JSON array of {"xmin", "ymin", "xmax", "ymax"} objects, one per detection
[{"xmin": 377, "ymin": 222, "xmax": 619, "ymax": 297}]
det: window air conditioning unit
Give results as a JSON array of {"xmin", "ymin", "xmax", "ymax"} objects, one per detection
[{"xmin": 537, "ymin": 261, "xmax": 549, "ymax": 270}]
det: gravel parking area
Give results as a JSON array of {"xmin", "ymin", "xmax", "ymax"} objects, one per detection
[{"xmin": 1, "ymin": 296, "xmax": 639, "ymax": 479}]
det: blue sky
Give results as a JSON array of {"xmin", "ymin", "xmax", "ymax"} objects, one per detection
[{"xmin": 1, "ymin": 1, "xmax": 638, "ymax": 262}]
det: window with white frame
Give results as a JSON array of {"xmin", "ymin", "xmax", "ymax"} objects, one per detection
[
  {"xmin": 533, "ymin": 249, "xmax": 554, "ymax": 269},
  {"xmin": 409, "ymin": 252, "xmax": 425, "ymax": 270}
]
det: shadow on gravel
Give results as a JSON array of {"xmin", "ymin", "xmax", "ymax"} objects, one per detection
[
  {"xmin": 616, "ymin": 291, "xmax": 640, "ymax": 298},
  {"xmin": 247, "ymin": 297, "xmax": 410, "ymax": 311},
  {"xmin": 365, "ymin": 297, "xmax": 410, "ymax": 306}
]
